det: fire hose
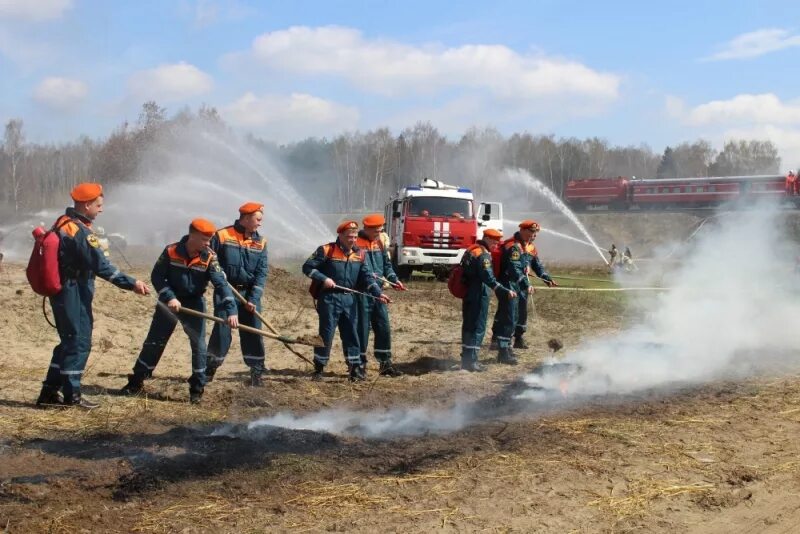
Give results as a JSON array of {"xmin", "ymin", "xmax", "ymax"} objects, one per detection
[{"xmin": 333, "ymin": 284, "xmax": 388, "ymax": 301}]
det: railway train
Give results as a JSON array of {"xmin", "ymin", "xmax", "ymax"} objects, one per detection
[{"xmin": 564, "ymin": 174, "xmax": 799, "ymax": 211}]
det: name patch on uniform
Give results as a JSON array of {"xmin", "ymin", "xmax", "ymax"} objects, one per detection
[{"xmin": 87, "ymin": 234, "xmax": 100, "ymax": 248}]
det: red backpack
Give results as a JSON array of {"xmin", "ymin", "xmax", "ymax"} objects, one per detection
[
  {"xmin": 448, "ymin": 246, "xmax": 481, "ymax": 299},
  {"xmin": 490, "ymin": 243, "xmax": 504, "ymax": 278},
  {"xmin": 446, "ymin": 263, "xmax": 467, "ymax": 298},
  {"xmin": 26, "ymin": 219, "xmax": 71, "ymax": 296}
]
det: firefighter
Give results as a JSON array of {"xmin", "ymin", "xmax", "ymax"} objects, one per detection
[
  {"xmin": 460, "ymin": 228, "xmax": 515, "ymax": 372},
  {"xmin": 120, "ymin": 219, "xmax": 238, "ymax": 404},
  {"xmin": 356, "ymin": 214, "xmax": 406, "ymax": 377},
  {"xmin": 303, "ymin": 220, "xmax": 390, "ymax": 381},
  {"xmin": 206, "ymin": 202, "xmax": 269, "ymax": 387},
  {"xmin": 37, "ymin": 183, "xmax": 150, "ymax": 409},
  {"xmin": 494, "ymin": 220, "xmax": 556, "ymax": 358},
  {"xmin": 515, "ymin": 220, "xmax": 556, "ymax": 347}
]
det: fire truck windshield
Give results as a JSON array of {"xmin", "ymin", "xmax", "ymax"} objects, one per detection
[{"xmin": 406, "ymin": 197, "xmax": 473, "ymax": 218}]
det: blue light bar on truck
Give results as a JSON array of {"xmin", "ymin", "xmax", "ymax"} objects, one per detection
[
  {"xmin": 457, "ymin": 187, "xmax": 471, "ymax": 192},
  {"xmin": 405, "ymin": 186, "xmax": 422, "ymax": 191}
]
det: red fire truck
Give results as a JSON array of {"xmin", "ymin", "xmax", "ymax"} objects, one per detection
[{"xmin": 384, "ymin": 179, "xmax": 502, "ymax": 280}]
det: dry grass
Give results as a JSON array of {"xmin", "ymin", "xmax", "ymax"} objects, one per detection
[
  {"xmin": 588, "ymin": 479, "xmax": 716, "ymax": 520},
  {"xmin": 0, "ymin": 395, "xmax": 227, "ymax": 440}
]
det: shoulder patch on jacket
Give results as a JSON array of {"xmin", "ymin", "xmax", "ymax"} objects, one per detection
[{"xmin": 87, "ymin": 234, "xmax": 100, "ymax": 248}]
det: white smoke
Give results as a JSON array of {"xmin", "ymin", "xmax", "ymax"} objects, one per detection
[
  {"xmin": 521, "ymin": 203, "xmax": 800, "ymax": 398},
  {"xmin": 241, "ymin": 404, "xmax": 472, "ymax": 439}
]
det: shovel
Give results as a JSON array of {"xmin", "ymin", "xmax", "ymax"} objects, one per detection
[
  {"xmin": 176, "ymin": 306, "xmax": 324, "ymax": 349},
  {"xmin": 226, "ymin": 283, "xmax": 321, "ymax": 364}
]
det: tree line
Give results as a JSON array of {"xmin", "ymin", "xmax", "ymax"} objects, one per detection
[{"xmin": 0, "ymin": 102, "xmax": 783, "ymax": 218}]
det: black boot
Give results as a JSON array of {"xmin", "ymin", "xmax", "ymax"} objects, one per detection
[
  {"xmin": 205, "ymin": 364, "xmax": 219, "ymax": 383},
  {"xmin": 249, "ymin": 368, "xmax": 263, "ymax": 387},
  {"xmin": 311, "ymin": 362, "xmax": 325, "ymax": 381},
  {"xmin": 498, "ymin": 348, "xmax": 518, "ymax": 366},
  {"xmin": 36, "ymin": 385, "xmax": 63, "ymax": 408},
  {"xmin": 119, "ymin": 374, "xmax": 144, "ymax": 396},
  {"xmin": 349, "ymin": 364, "xmax": 366, "ymax": 382},
  {"xmin": 379, "ymin": 360, "xmax": 403, "ymax": 377},
  {"xmin": 513, "ymin": 337, "xmax": 529, "ymax": 349},
  {"xmin": 461, "ymin": 360, "xmax": 486, "ymax": 372},
  {"xmin": 189, "ymin": 390, "xmax": 203, "ymax": 405},
  {"xmin": 63, "ymin": 394, "xmax": 99, "ymax": 410}
]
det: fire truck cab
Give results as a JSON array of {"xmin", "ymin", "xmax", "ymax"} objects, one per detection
[{"xmin": 384, "ymin": 179, "xmax": 502, "ymax": 280}]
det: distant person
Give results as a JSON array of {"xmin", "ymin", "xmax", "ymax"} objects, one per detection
[
  {"xmin": 459, "ymin": 228, "xmax": 515, "ymax": 372},
  {"xmin": 787, "ymin": 170, "xmax": 797, "ymax": 196},
  {"xmin": 302, "ymin": 221, "xmax": 390, "ymax": 381},
  {"xmin": 621, "ymin": 246, "xmax": 638, "ymax": 272},
  {"xmin": 608, "ymin": 244, "xmax": 619, "ymax": 270},
  {"xmin": 120, "ymin": 219, "xmax": 238, "ymax": 404},
  {"xmin": 37, "ymin": 183, "xmax": 150, "ymax": 410},
  {"xmin": 206, "ymin": 202, "xmax": 269, "ymax": 387}
]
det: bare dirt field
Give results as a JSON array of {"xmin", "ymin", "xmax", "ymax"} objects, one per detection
[{"xmin": 1, "ymin": 249, "xmax": 800, "ymax": 533}]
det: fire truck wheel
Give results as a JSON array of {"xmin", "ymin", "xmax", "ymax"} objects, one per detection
[{"xmin": 396, "ymin": 265, "xmax": 412, "ymax": 282}]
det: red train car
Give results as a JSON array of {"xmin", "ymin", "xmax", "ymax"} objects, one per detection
[
  {"xmin": 565, "ymin": 174, "xmax": 793, "ymax": 210},
  {"xmin": 564, "ymin": 177, "xmax": 629, "ymax": 210}
]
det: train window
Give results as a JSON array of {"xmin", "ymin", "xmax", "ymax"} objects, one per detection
[
  {"xmin": 648, "ymin": 188, "xmax": 655, "ymax": 194},
  {"xmin": 660, "ymin": 188, "xmax": 668, "ymax": 194},
  {"xmin": 709, "ymin": 185, "xmax": 716, "ymax": 192},
  {"xmin": 673, "ymin": 187, "xmax": 681, "ymax": 193}
]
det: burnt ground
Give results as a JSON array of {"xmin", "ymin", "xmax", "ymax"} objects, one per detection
[{"xmin": 1, "ymin": 259, "xmax": 800, "ymax": 533}]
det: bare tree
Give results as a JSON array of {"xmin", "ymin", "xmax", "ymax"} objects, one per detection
[{"xmin": 3, "ymin": 119, "xmax": 26, "ymax": 213}]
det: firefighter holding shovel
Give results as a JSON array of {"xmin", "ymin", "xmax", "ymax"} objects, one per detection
[
  {"xmin": 36, "ymin": 183, "xmax": 150, "ymax": 410},
  {"xmin": 206, "ymin": 202, "xmax": 269, "ymax": 386},
  {"xmin": 303, "ymin": 220, "xmax": 390, "ymax": 382},
  {"xmin": 120, "ymin": 219, "xmax": 238, "ymax": 404},
  {"xmin": 355, "ymin": 213, "xmax": 406, "ymax": 377}
]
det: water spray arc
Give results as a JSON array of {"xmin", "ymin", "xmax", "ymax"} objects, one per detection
[
  {"xmin": 200, "ymin": 132, "xmax": 331, "ymax": 239},
  {"xmin": 502, "ymin": 168, "xmax": 609, "ymax": 265}
]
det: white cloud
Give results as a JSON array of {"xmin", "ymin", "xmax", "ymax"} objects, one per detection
[
  {"xmin": 703, "ymin": 28, "xmax": 800, "ymax": 61},
  {"xmin": 246, "ymin": 26, "xmax": 619, "ymax": 101},
  {"xmin": 222, "ymin": 92, "xmax": 360, "ymax": 142},
  {"xmin": 664, "ymin": 93, "xmax": 800, "ymax": 167},
  {"xmin": 33, "ymin": 76, "xmax": 88, "ymax": 110},
  {"xmin": 723, "ymin": 124, "xmax": 800, "ymax": 169},
  {"xmin": 0, "ymin": 0, "xmax": 72, "ymax": 21},
  {"xmin": 683, "ymin": 94, "xmax": 800, "ymax": 126},
  {"xmin": 127, "ymin": 62, "xmax": 213, "ymax": 103}
]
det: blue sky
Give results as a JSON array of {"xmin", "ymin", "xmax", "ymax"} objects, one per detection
[{"xmin": 1, "ymin": 0, "xmax": 800, "ymax": 166}]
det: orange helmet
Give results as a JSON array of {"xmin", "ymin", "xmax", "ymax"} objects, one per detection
[{"xmin": 519, "ymin": 219, "xmax": 541, "ymax": 232}]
